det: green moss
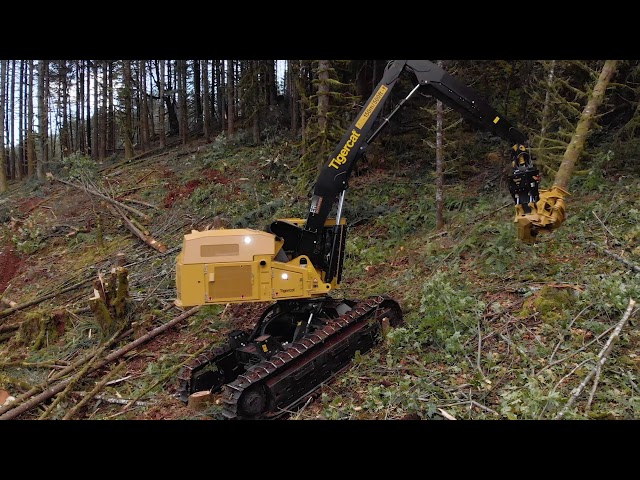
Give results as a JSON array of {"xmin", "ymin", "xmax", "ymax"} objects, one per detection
[{"xmin": 532, "ymin": 285, "xmax": 575, "ymax": 325}]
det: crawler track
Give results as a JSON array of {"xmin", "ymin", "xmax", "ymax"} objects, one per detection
[{"xmin": 176, "ymin": 295, "xmax": 403, "ymax": 419}]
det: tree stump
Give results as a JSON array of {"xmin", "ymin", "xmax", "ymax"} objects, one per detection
[
  {"xmin": 187, "ymin": 391, "xmax": 214, "ymax": 411},
  {"xmin": 16, "ymin": 309, "xmax": 67, "ymax": 350},
  {"xmin": 89, "ymin": 254, "xmax": 132, "ymax": 342}
]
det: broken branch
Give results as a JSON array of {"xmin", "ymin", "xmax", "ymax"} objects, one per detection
[
  {"xmin": 554, "ymin": 298, "xmax": 636, "ymax": 419},
  {"xmin": 588, "ymin": 241, "xmax": 640, "ymax": 273},
  {"xmin": 105, "ymin": 203, "xmax": 167, "ymax": 253},
  {"xmin": 0, "ymin": 278, "xmax": 93, "ymax": 323},
  {"xmin": 62, "ymin": 362, "xmax": 128, "ymax": 420},
  {"xmin": 0, "ymin": 306, "xmax": 200, "ymax": 420},
  {"xmin": 49, "ymin": 173, "xmax": 150, "ymax": 221}
]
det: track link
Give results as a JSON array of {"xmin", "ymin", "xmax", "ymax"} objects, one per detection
[
  {"xmin": 221, "ymin": 295, "xmax": 402, "ymax": 419},
  {"xmin": 175, "ymin": 295, "xmax": 403, "ymax": 419}
]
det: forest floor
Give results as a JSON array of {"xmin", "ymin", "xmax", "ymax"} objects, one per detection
[{"xmin": 1, "ymin": 131, "xmax": 639, "ymax": 422}]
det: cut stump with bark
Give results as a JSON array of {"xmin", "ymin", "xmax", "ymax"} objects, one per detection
[{"xmin": 187, "ymin": 391, "xmax": 214, "ymax": 411}]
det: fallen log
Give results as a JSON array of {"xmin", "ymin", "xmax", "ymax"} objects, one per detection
[
  {"xmin": 588, "ymin": 241, "xmax": 640, "ymax": 273},
  {"xmin": 0, "ymin": 278, "xmax": 93, "ymax": 324},
  {"xmin": 106, "ymin": 203, "xmax": 167, "ymax": 253},
  {"xmin": 48, "ymin": 173, "xmax": 149, "ymax": 221},
  {"xmin": 62, "ymin": 362, "xmax": 128, "ymax": 420},
  {"xmin": 0, "ymin": 306, "xmax": 200, "ymax": 420}
]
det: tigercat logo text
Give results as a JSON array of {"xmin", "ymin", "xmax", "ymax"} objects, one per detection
[
  {"xmin": 328, "ymin": 129, "xmax": 361, "ymax": 169},
  {"xmin": 280, "ymin": 288, "xmax": 295, "ymax": 293}
]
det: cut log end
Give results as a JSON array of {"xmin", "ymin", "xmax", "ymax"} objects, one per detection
[{"xmin": 187, "ymin": 391, "xmax": 214, "ymax": 411}]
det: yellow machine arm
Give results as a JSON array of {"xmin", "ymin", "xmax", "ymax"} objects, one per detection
[{"xmin": 514, "ymin": 185, "xmax": 569, "ymax": 242}]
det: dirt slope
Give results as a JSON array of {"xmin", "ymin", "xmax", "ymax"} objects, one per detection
[{"xmin": 1, "ymin": 135, "xmax": 639, "ymax": 421}]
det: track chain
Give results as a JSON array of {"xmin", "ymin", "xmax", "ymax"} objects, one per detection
[
  {"xmin": 176, "ymin": 342, "xmax": 234, "ymax": 402},
  {"xmin": 220, "ymin": 295, "xmax": 390, "ymax": 419}
]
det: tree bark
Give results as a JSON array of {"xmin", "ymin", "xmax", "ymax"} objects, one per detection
[
  {"xmin": 99, "ymin": 61, "xmax": 108, "ymax": 161},
  {"xmin": 122, "ymin": 61, "xmax": 135, "ymax": 159},
  {"xmin": 188, "ymin": 390, "xmax": 214, "ymax": 411},
  {"xmin": 9, "ymin": 60, "xmax": 16, "ymax": 179},
  {"xmin": 175, "ymin": 60, "xmax": 186, "ymax": 145},
  {"xmin": 217, "ymin": 60, "xmax": 225, "ymax": 132},
  {"xmin": 435, "ymin": 61, "xmax": 445, "ymax": 230},
  {"xmin": 92, "ymin": 61, "xmax": 98, "ymax": 160},
  {"xmin": 158, "ymin": 60, "xmax": 166, "ymax": 148},
  {"xmin": 106, "ymin": 203, "xmax": 167, "ymax": 253},
  {"xmin": 201, "ymin": 60, "xmax": 211, "ymax": 141},
  {"xmin": 27, "ymin": 60, "xmax": 35, "ymax": 177},
  {"xmin": 85, "ymin": 60, "xmax": 92, "ymax": 157},
  {"xmin": 193, "ymin": 59, "xmax": 202, "ymax": 132},
  {"xmin": 139, "ymin": 60, "xmax": 150, "ymax": 152},
  {"xmin": 0, "ymin": 60, "xmax": 6, "ymax": 193},
  {"xmin": 18, "ymin": 60, "xmax": 25, "ymax": 178},
  {"xmin": 554, "ymin": 60, "xmax": 618, "ymax": 190},
  {"xmin": 37, "ymin": 60, "xmax": 48, "ymax": 180},
  {"xmin": 226, "ymin": 60, "xmax": 235, "ymax": 138}
]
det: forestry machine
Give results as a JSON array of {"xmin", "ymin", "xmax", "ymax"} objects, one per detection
[{"xmin": 173, "ymin": 60, "xmax": 567, "ymax": 419}]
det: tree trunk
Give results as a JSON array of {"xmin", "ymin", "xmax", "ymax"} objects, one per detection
[
  {"xmin": 316, "ymin": 60, "xmax": 331, "ymax": 165},
  {"xmin": 147, "ymin": 62, "xmax": 155, "ymax": 143},
  {"xmin": 290, "ymin": 60, "xmax": 299, "ymax": 136},
  {"xmin": 9, "ymin": 60, "xmax": 16, "ymax": 180},
  {"xmin": 554, "ymin": 60, "xmax": 619, "ymax": 190},
  {"xmin": 0, "ymin": 60, "xmax": 6, "ymax": 193},
  {"xmin": 108, "ymin": 61, "xmax": 115, "ymax": 155},
  {"xmin": 27, "ymin": 60, "xmax": 35, "ymax": 177},
  {"xmin": 251, "ymin": 60, "xmax": 261, "ymax": 145},
  {"xmin": 92, "ymin": 61, "xmax": 98, "ymax": 160},
  {"xmin": 17, "ymin": 60, "xmax": 24, "ymax": 180},
  {"xmin": 122, "ymin": 61, "xmax": 134, "ymax": 159},
  {"xmin": 178, "ymin": 60, "xmax": 188, "ymax": 144},
  {"xmin": 226, "ymin": 59, "xmax": 234, "ymax": 138},
  {"xmin": 86, "ymin": 60, "xmax": 92, "ymax": 157},
  {"xmin": 202, "ymin": 60, "xmax": 211, "ymax": 141},
  {"xmin": 37, "ymin": 60, "xmax": 48, "ymax": 180},
  {"xmin": 59, "ymin": 61, "xmax": 69, "ymax": 160},
  {"xmin": 538, "ymin": 60, "xmax": 556, "ymax": 150},
  {"xmin": 217, "ymin": 60, "xmax": 225, "ymax": 132},
  {"xmin": 193, "ymin": 59, "xmax": 202, "ymax": 132},
  {"xmin": 99, "ymin": 61, "xmax": 108, "ymax": 160},
  {"xmin": 139, "ymin": 60, "xmax": 150, "ymax": 152},
  {"xmin": 158, "ymin": 60, "xmax": 166, "ymax": 148}
]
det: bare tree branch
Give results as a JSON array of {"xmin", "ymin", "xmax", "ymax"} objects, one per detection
[{"xmin": 555, "ymin": 298, "xmax": 636, "ymax": 419}]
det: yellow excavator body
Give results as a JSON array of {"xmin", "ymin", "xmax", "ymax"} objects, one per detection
[{"xmin": 175, "ymin": 219, "xmax": 344, "ymax": 307}]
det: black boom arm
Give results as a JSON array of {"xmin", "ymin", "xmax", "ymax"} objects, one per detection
[{"xmin": 270, "ymin": 60, "xmax": 538, "ymax": 281}]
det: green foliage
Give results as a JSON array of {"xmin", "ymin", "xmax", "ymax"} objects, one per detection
[
  {"xmin": 202, "ymin": 134, "xmax": 233, "ymax": 165},
  {"xmin": 387, "ymin": 269, "xmax": 485, "ymax": 354},
  {"xmin": 457, "ymin": 220, "xmax": 520, "ymax": 274},
  {"xmin": 189, "ymin": 183, "xmax": 227, "ymax": 209},
  {"xmin": 499, "ymin": 370, "xmax": 563, "ymax": 419},
  {"xmin": 579, "ymin": 270, "xmax": 640, "ymax": 317},
  {"xmin": 571, "ymin": 149, "xmax": 612, "ymax": 193},
  {"xmin": 12, "ymin": 214, "xmax": 45, "ymax": 254},
  {"xmin": 61, "ymin": 152, "xmax": 98, "ymax": 182}
]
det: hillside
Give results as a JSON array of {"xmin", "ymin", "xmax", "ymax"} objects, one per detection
[{"xmin": 1, "ymin": 132, "xmax": 639, "ymax": 421}]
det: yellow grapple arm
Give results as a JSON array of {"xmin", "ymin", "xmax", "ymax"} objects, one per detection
[{"xmin": 514, "ymin": 185, "xmax": 569, "ymax": 243}]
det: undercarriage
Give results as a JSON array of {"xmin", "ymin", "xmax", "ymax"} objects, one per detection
[{"xmin": 176, "ymin": 295, "xmax": 403, "ymax": 419}]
